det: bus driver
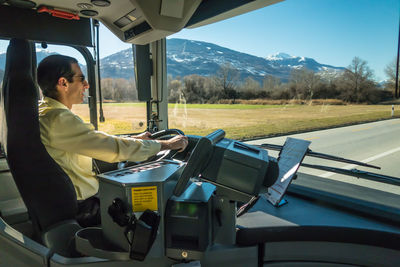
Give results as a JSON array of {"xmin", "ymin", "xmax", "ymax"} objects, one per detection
[{"xmin": 37, "ymin": 55, "xmax": 188, "ymax": 226}]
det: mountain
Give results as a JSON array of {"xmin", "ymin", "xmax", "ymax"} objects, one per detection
[
  {"xmin": 100, "ymin": 38, "xmax": 344, "ymax": 82},
  {"xmin": 0, "ymin": 39, "xmax": 344, "ymax": 84},
  {"xmin": 100, "ymin": 49, "xmax": 135, "ymax": 80},
  {"xmin": 265, "ymin": 52, "xmax": 343, "ymax": 75},
  {"xmin": 0, "ymin": 48, "xmax": 55, "ymax": 83},
  {"xmin": 168, "ymin": 39, "xmax": 345, "ymax": 81}
]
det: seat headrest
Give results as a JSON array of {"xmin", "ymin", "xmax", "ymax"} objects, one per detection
[{"xmin": 6, "ymin": 39, "xmax": 32, "ymax": 74}]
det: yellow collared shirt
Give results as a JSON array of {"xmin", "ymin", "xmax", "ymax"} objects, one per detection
[{"xmin": 38, "ymin": 97, "xmax": 161, "ymax": 200}]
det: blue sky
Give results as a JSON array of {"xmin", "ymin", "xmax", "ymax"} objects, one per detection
[
  {"xmin": 97, "ymin": 0, "xmax": 399, "ymax": 81},
  {"xmin": 171, "ymin": 0, "xmax": 399, "ymax": 81},
  {"xmin": 1, "ymin": 0, "xmax": 398, "ymax": 81}
]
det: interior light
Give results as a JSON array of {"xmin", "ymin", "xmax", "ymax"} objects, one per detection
[
  {"xmin": 80, "ymin": 9, "xmax": 99, "ymax": 17},
  {"xmin": 7, "ymin": 0, "xmax": 36, "ymax": 9},
  {"xmin": 91, "ymin": 0, "xmax": 111, "ymax": 7}
]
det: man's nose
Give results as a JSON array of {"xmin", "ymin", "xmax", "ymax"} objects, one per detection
[{"xmin": 83, "ymin": 80, "xmax": 90, "ymax": 89}]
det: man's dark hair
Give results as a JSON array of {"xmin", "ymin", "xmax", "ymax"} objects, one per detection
[{"xmin": 37, "ymin": 55, "xmax": 78, "ymax": 99}]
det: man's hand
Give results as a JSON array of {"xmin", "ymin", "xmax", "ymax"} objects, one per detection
[
  {"xmin": 158, "ymin": 135, "xmax": 188, "ymax": 152},
  {"xmin": 131, "ymin": 131, "xmax": 152, "ymax": 140}
]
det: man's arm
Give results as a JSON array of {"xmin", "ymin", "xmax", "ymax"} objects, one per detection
[
  {"xmin": 43, "ymin": 110, "xmax": 188, "ymax": 162},
  {"xmin": 43, "ymin": 110, "xmax": 161, "ymax": 163}
]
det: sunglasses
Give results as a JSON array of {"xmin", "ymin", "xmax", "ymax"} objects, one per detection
[{"xmin": 72, "ymin": 75, "xmax": 86, "ymax": 83}]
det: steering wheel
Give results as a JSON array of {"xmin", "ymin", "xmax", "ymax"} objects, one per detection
[
  {"xmin": 147, "ymin": 129, "xmax": 185, "ymax": 162},
  {"xmin": 115, "ymin": 129, "xmax": 185, "ymax": 170}
]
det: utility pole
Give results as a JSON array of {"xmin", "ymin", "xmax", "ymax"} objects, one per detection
[{"xmin": 395, "ymin": 15, "xmax": 400, "ymax": 98}]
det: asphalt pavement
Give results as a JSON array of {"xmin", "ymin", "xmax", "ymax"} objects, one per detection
[{"xmin": 246, "ymin": 118, "xmax": 400, "ymax": 195}]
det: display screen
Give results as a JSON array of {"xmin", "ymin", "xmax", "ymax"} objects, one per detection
[{"xmin": 170, "ymin": 202, "xmax": 199, "ymax": 219}]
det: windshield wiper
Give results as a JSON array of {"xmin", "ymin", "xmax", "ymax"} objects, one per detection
[
  {"xmin": 301, "ymin": 163, "xmax": 400, "ymax": 186},
  {"xmin": 257, "ymin": 143, "xmax": 380, "ymax": 170}
]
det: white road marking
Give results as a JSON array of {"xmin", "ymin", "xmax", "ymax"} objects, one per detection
[{"xmin": 320, "ymin": 146, "xmax": 400, "ymax": 178}]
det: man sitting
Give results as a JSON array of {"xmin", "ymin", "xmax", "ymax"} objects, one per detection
[{"xmin": 37, "ymin": 55, "xmax": 188, "ymax": 226}]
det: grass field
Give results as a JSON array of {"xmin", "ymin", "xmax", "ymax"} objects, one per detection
[{"xmin": 72, "ymin": 103, "xmax": 400, "ymax": 140}]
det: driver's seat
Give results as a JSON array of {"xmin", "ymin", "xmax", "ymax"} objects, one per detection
[{"xmin": 1, "ymin": 38, "xmax": 81, "ymax": 256}]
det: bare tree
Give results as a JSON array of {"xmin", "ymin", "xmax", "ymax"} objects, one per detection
[
  {"xmin": 214, "ymin": 63, "xmax": 239, "ymax": 101},
  {"xmin": 289, "ymin": 68, "xmax": 321, "ymax": 99},
  {"xmin": 263, "ymin": 75, "xmax": 281, "ymax": 91},
  {"xmin": 168, "ymin": 76, "xmax": 184, "ymax": 103},
  {"xmin": 242, "ymin": 77, "xmax": 261, "ymax": 91},
  {"xmin": 182, "ymin": 75, "xmax": 208, "ymax": 103},
  {"xmin": 238, "ymin": 77, "xmax": 263, "ymax": 99},
  {"xmin": 340, "ymin": 57, "xmax": 375, "ymax": 102},
  {"xmin": 384, "ymin": 59, "xmax": 398, "ymax": 95},
  {"xmin": 101, "ymin": 78, "xmax": 114, "ymax": 100},
  {"xmin": 101, "ymin": 78, "xmax": 137, "ymax": 102}
]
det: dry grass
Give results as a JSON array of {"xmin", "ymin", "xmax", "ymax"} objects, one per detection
[
  {"xmin": 72, "ymin": 103, "xmax": 400, "ymax": 140},
  {"xmin": 72, "ymin": 103, "xmax": 147, "ymax": 133},
  {"xmin": 218, "ymin": 98, "xmax": 346, "ymax": 105}
]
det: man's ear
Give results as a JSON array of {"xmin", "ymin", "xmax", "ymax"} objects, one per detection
[{"xmin": 57, "ymin": 77, "xmax": 68, "ymax": 88}]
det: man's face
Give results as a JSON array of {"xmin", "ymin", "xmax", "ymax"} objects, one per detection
[{"xmin": 67, "ymin": 63, "xmax": 89, "ymax": 105}]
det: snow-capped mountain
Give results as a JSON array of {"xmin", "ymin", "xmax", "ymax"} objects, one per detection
[
  {"xmin": 100, "ymin": 38, "xmax": 344, "ymax": 82},
  {"xmin": 166, "ymin": 38, "xmax": 284, "ymax": 79},
  {"xmin": 266, "ymin": 52, "xmax": 294, "ymax": 60},
  {"xmin": 0, "ymin": 38, "xmax": 344, "ymax": 84},
  {"xmin": 265, "ymin": 52, "xmax": 343, "ymax": 74},
  {"xmin": 100, "ymin": 49, "xmax": 134, "ymax": 80}
]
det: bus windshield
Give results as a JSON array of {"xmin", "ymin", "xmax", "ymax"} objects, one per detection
[{"xmin": 165, "ymin": 0, "xmax": 400, "ymax": 198}]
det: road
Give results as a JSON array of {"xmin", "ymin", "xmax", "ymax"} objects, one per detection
[{"xmin": 246, "ymin": 118, "xmax": 400, "ymax": 195}]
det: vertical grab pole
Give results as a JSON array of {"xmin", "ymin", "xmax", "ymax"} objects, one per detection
[{"xmin": 94, "ymin": 20, "xmax": 105, "ymax": 122}]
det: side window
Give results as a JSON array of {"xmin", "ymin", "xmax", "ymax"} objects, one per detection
[
  {"xmin": 35, "ymin": 41, "xmax": 146, "ymax": 135},
  {"xmin": 0, "ymin": 39, "xmax": 9, "ymax": 149},
  {"xmin": 0, "ymin": 39, "xmax": 9, "ymax": 88},
  {"xmin": 95, "ymin": 24, "xmax": 146, "ymax": 135}
]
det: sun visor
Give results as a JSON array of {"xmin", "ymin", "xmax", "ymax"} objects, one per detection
[
  {"xmin": 0, "ymin": 5, "xmax": 92, "ymax": 47},
  {"xmin": 185, "ymin": 0, "xmax": 283, "ymax": 29}
]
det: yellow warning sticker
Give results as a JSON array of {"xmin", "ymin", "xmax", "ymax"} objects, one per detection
[{"xmin": 131, "ymin": 186, "xmax": 158, "ymax": 212}]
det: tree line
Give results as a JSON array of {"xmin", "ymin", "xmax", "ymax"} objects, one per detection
[
  {"xmin": 99, "ymin": 56, "xmax": 397, "ymax": 104},
  {"xmin": 169, "ymin": 57, "xmax": 396, "ymax": 104},
  {"xmin": 100, "ymin": 78, "xmax": 138, "ymax": 102}
]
